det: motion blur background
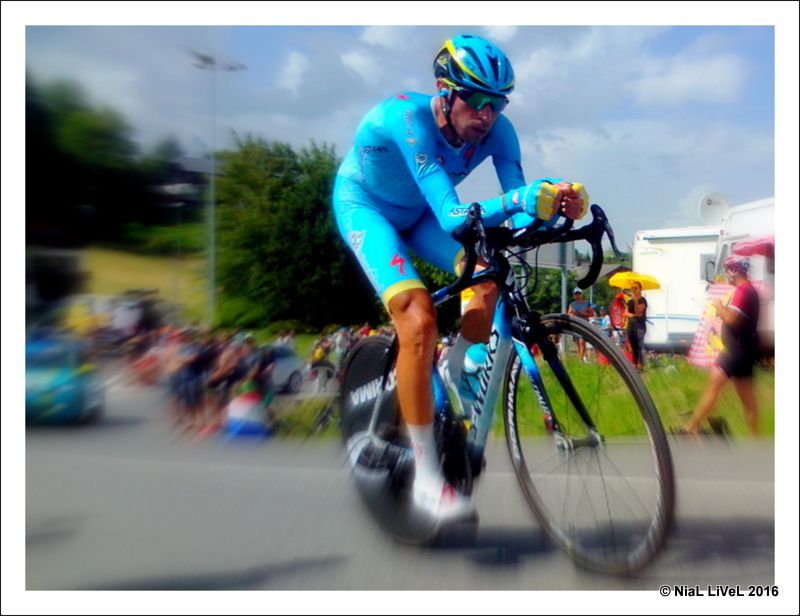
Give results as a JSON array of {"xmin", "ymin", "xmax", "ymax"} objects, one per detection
[{"xmin": 3, "ymin": 2, "xmax": 799, "ymax": 614}]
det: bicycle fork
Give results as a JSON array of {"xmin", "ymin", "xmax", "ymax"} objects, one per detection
[{"xmin": 511, "ymin": 314, "xmax": 603, "ymax": 452}]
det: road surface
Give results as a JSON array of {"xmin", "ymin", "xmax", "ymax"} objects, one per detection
[{"xmin": 25, "ymin": 371, "xmax": 774, "ymax": 591}]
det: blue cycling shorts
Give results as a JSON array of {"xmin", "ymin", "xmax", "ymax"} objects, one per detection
[{"xmin": 333, "ymin": 175, "xmax": 464, "ymax": 310}]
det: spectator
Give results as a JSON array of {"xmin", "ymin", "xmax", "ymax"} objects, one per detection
[
  {"xmin": 179, "ymin": 329, "xmax": 216, "ymax": 431},
  {"xmin": 223, "ymin": 343, "xmax": 276, "ymax": 438},
  {"xmin": 599, "ymin": 307, "xmax": 612, "ymax": 338},
  {"xmin": 163, "ymin": 328, "xmax": 187, "ymax": 424},
  {"xmin": 274, "ymin": 329, "xmax": 296, "ymax": 351},
  {"xmin": 331, "ymin": 327, "xmax": 351, "ymax": 370},
  {"xmin": 568, "ymin": 287, "xmax": 595, "ymax": 362},
  {"xmin": 681, "ymin": 256, "xmax": 761, "ymax": 436},
  {"xmin": 207, "ymin": 333, "xmax": 249, "ymax": 426},
  {"xmin": 192, "ymin": 330, "xmax": 221, "ymax": 432},
  {"xmin": 247, "ymin": 342, "xmax": 277, "ymax": 405},
  {"xmin": 309, "ymin": 338, "xmax": 335, "ymax": 371},
  {"xmin": 110, "ymin": 297, "xmax": 141, "ymax": 340},
  {"xmin": 624, "ymin": 283, "xmax": 648, "ymax": 372}
]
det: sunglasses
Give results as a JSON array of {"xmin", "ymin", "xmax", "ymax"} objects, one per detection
[{"xmin": 452, "ymin": 88, "xmax": 509, "ymax": 113}]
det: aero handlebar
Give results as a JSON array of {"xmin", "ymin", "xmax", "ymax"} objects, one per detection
[{"xmin": 447, "ymin": 203, "xmax": 624, "ymax": 297}]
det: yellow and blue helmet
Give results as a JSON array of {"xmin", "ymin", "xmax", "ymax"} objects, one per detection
[{"xmin": 434, "ymin": 34, "xmax": 515, "ymax": 96}]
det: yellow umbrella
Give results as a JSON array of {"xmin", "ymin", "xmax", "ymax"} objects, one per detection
[{"xmin": 608, "ymin": 271, "xmax": 661, "ymax": 290}]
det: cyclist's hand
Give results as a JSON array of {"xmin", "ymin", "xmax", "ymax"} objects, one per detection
[
  {"xmin": 521, "ymin": 180, "xmax": 589, "ymax": 221},
  {"xmin": 554, "ymin": 181, "xmax": 589, "ymax": 220}
]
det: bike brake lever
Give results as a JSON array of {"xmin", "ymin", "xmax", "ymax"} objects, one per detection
[{"xmin": 591, "ymin": 204, "xmax": 625, "ymax": 260}]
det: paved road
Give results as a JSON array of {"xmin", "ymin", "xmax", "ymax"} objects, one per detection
[{"xmin": 25, "ymin": 372, "xmax": 774, "ymax": 591}]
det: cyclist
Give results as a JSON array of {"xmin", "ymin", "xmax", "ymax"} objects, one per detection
[{"xmin": 333, "ymin": 34, "xmax": 588, "ymax": 522}]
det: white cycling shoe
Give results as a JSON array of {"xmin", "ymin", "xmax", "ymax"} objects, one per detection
[{"xmin": 411, "ymin": 477, "xmax": 477, "ymax": 524}]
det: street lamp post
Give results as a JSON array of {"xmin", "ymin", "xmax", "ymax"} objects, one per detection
[
  {"xmin": 190, "ymin": 51, "xmax": 246, "ymax": 326},
  {"xmin": 174, "ymin": 201, "xmax": 184, "ymax": 314}
]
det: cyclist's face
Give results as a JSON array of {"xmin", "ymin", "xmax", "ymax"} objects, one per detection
[{"xmin": 445, "ymin": 86, "xmax": 502, "ymax": 144}]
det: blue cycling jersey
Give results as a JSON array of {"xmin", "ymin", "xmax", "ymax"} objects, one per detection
[
  {"xmin": 333, "ymin": 92, "xmax": 557, "ymax": 307},
  {"xmin": 337, "ymin": 92, "xmax": 536, "ymax": 232}
]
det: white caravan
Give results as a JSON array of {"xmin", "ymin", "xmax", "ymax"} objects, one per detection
[
  {"xmin": 707, "ymin": 197, "xmax": 775, "ymax": 355},
  {"xmin": 632, "ymin": 226, "xmax": 721, "ymax": 353}
]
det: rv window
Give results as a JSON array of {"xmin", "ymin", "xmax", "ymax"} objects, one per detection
[
  {"xmin": 714, "ymin": 245, "xmax": 729, "ymax": 282},
  {"xmin": 700, "ymin": 254, "xmax": 715, "ymax": 281},
  {"xmin": 705, "ymin": 260, "xmax": 715, "ymax": 282}
]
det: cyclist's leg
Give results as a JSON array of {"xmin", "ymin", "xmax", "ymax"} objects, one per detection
[
  {"xmin": 404, "ymin": 209, "xmax": 497, "ymax": 407},
  {"xmin": 333, "ymin": 177, "xmax": 437, "ymax": 427},
  {"xmin": 332, "ymin": 177, "xmax": 426, "ymax": 308},
  {"xmin": 404, "ymin": 209, "xmax": 498, "ymax": 342},
  {"xmin": 387, "ymin": 289, "xmax": 438, "ymax": 426},
  {"xmin": 333, "ymin": 181, "xmax": 473, "ymax": 519}
]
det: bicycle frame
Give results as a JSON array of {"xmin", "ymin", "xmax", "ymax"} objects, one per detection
[
  {"xmin": 361, "ymin": 205, "xmax": 620, "ymax": 461},
  {"xmin": 428, "ymin": 248, "xmax": 601, "ymax": 463},
  {"xmin": 341, "ymin": 204, "xmax": 673, "ymax": 571}
]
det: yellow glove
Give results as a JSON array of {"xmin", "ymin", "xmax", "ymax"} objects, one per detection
[{"xmin": 521, "ymin": 180, "xmax": 589, "ymax": 221}]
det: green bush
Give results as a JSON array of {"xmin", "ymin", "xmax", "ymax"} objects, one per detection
[
  {"xmin": 121, "ymin": 222, "xmax": 206, "ymax": 255},
  {"xmin": 216, "ymin": 295, "xmax": 269, "ymax": 329},
  {"xmin": 271, "ymin": 396, "xmax": 339, "ymax": 439},
  {"xmin": 264, "ymin": 320, "xmax": 316, "ymax": 336}
]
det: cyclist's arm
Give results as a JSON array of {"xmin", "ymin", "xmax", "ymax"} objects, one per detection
[
  {"xmin": 489, "ymin": 118, "xmax": 565, "ymax": 230},
  {"xmin": 388, "ymin": 101, "xmax": 526, "ymax": 232},
  {"xmin": 407, "ymin": 151, "xmax": 564, "ymax": 233}
]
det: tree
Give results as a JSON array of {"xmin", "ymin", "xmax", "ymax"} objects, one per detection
[
  {"xmin": 215, "ymin": 135, "xmax": 382, "ymax": 329},
  {"xmin": 592, "ymin": 249, "xmax": 632, "ymax": 313},
  {"xmin": 526, "ymin": 268, "xmax": 569, "ymax": 315},
  {"xmin": 26, "ymin": 76, "xmax": 147, "ymax": 245},
  {"xmin": 140, "ymin": 136, "xmax": 185, "ymax": 183}
]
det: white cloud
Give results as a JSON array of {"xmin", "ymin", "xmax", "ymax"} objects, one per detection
[
  {"xmin": 518, "ymin": 119, "xmax": 773, "ymax": 244},
  {"xmin": 513, "ymin": 47, "xmax": 558, "ymax": 82},
  {"xmin": 340, "ymin": 50, "xmax": 373, "ymax": 83},
  {"xmin": 361, "ymin": 26, "xmax": 405, "ymax": 49},
  {"xmin": 277, "ymin": 51, "xmax": 310, "ymax": 96},
  {"xmin": 23, "ymin": 25, "xmax": 773, "ymax": 246},
  {"xmin": 628, "ymin": 53, "xmax": 747, "ymax": 106},
  {"xmin": 482, "ymin": 26, "xmax": 518, "ymax": 44}
]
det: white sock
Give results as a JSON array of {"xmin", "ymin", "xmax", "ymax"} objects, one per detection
[
  {"xmin": 446, "ymin": 334, "xmax": 472, "ymax": 390},
  {"xmin": 406, "ymin": 423, "xmax": 443, "ymax": 494}
]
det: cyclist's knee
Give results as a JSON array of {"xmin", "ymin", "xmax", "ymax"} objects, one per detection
[
  {"xmin": 389, "ymin": 290, "xmax": 437, "ymax": 356},
  {"xmin": 461, "ymin": 281, "xmax": 497, "ymax": 341}
]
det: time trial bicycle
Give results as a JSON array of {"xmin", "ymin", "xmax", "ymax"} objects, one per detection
[{"xmin": 340, "ymin": 203, "xmax": 675, "ymax": 575}]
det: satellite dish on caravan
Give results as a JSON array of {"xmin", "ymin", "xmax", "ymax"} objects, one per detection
[{"xmin": 698, "ymin": 192, "xmax": 730, "ymax": 226}]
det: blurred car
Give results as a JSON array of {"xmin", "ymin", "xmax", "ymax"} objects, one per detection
[
  {"xmin": 26, "ymin": 334, "xmax": 104, "ymax": 424},
  {"xmin": 267, "ymin": 345, "xmax": 305, "ymax": 394}
]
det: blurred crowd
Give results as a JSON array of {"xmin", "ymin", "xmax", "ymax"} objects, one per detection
[{"xmin": 96, "ymin": 319, "xmax": 397, "ymax": 435}]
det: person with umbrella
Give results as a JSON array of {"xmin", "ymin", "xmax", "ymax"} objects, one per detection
[
  {"xmin": 609, "ymin": 272, "xmax": 660, "ymax": 373},
  {"xmin": 624, "ymin": 281, "xmax": 648, "ymax": 372}
]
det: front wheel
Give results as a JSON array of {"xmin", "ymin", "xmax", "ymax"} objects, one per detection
[{"xmin": 503, "ymin": 314, "xmax": 675, "ymax": 575}]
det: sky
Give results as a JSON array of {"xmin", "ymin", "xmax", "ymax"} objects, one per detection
[
  {"xmin": 4, "ymin": 3, "xmax": 800, "ymax": 614},
  {"xmin": 23, "ymin": 22, "xmax": 777, "ymax": 248}
]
